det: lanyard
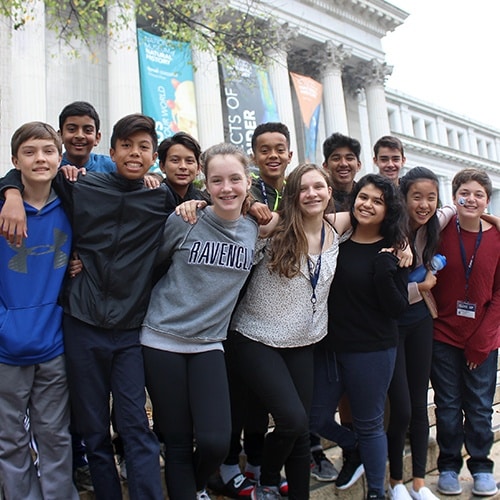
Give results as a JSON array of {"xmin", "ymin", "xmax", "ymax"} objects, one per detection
[
  {"xmin": 307, "ymin": 223, "xmax": 325, "ymax": 314},
  {"xmin": 456, "ymin": 218, "xmax": 482, "ymax": 301},
  {"xmin": 258, "ymin": 178, "xmax": 281, "ymax": 212}
]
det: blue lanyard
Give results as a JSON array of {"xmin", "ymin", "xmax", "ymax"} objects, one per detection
[
  {"xmin": 307, "ymin": 223, "xmax": 325, "ymax": 314},
  {"xmin": 456, "ymin": 218, "xmax": 482, "ymax": 301}
]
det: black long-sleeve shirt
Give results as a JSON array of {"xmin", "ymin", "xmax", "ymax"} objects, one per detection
[{"xmin": 326, "ymin": 238, "xmax": 409, "ymax": 352}]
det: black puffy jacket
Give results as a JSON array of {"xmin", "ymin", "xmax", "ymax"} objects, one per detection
[{"xmin": 2, "ymin": 169, "xmax": 176, "ymax": 330}]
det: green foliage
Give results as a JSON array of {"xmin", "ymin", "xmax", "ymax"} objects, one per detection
[{"xmin": 0, "ymin": 0, "xmax": 281, "ymax": 66}]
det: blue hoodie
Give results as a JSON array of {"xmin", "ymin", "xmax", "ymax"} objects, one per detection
[{"xmin": 0, "ymin": 193, "xmax": 72, "ymax": 365}]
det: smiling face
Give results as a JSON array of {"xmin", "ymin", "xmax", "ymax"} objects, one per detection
[
  {"xmin": 374, "ymin": 147, "xmax": 406, "ymax": 183},
  {"xmin": 454, "ymin": 180, "xmax": 489, "ymax": 222},
  {"xmin": 252, "ymin": 132, "xmax": 292, "ymax": 188},
  {"xmin": 12, "ymin": 138, "xmax": 61, "ymax": 187},
  {"xmin": 160, "ymin": 143, "xmax": 200, "ymax": 197},
  {"xmin": 205, "ymin": 154, "xmax": 251, "ymax": 220},
  {"xmin": 324, "ymin": 146, "xmax": 361, "ymax": 190},
  {"xmin": 299, "ymin": 170, "xmax": 332, "ymax": 219},
  {"xmin": 110, "ymin": 131, "xmax": 157, "ymax": 180},
  {"xmin": 353, "ymin": 183, "xmax": 386, "ymax": 228},
  {"xmin": 60, "ymin": 115, "xmax": 101, "ymax": 167},
  {"xmin": 406, "ymin": 179, "xmax": 439, "ymax": 230}
]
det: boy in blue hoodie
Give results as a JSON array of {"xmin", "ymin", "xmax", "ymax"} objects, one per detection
[{"xmin": 0, "ymin": 122, "xmax": 78, "ymax": 499}]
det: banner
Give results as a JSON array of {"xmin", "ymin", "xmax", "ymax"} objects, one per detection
[
  {"xmin": 221, "ymin": 58, "xmax": 279, "ymax": 155},
  {"xmin": 290, "ymin": 72, "xmax": 323, "ymax": 163},
  {"xmin": 137, "ymin": 29, "xmax": 198, "ymax": 143}
]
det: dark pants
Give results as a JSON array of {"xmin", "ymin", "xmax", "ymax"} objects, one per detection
[
  {"xmin": 225, "ymin": 339, "xmax": 268, "ymax": 467},
  {"xmin": 431, "ymin": 340, "xmax": 497, "ymax": 474},
  {"xmin": 310, "ymin": 348, "xmax": 357, "ymax": 451},
  {"xmin": 63, "ymin": 315, "xmax": 162, "ymax": 500},
  {"xmin": 226, "ymin": 331, "xmax": 314, "ymax": 500},
  {"xmin": 143, "ymin": 347, "xmax": 231, "ymax": 500},
  {"xmin": 387, "ymin": 315, "xmax": 433, "ymax": 480},
  {"xmin": 310, "ymin": 347, "xmax": 397, "ymax": 497}
]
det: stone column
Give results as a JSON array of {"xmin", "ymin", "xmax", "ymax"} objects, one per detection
[
  {"xmin": 495, "ymin": 138, "xmax": 500, "ymax": 162},
  {"xmin": 356, "ymin": 59, "xmax": 392, "ymax": 145},
  {"xmin": 266, "ymin": 25, "xmax": 298, "ymax": 164},
  {"xmin": 439, "ymin": 175, "xmax": 453, "ymax": 206},
  {"xmin": 436, "ymin": 117, "xmax": 448, "ymax": 147},
  {"xmin": 0, "ymin": 14, "xmax": 13, "ymax": 172},
  {"xmin": 316, "ymin": 41, "xmax": 351, "ymax": 135},
  {"xmin": 192, "ymin": 46, "xmax": 225, "ymax": 149},
  {"xmin": 11, "ymin": 0, "xmax": 46, "ymax": 127},
  {"xmin": 107, "ymin": 1, "xmax": 141, "ymax": 127},
  {"xmin": 489, "ymin": 189, "xmax": 500, "ymax": 216},
  {"xmin": 468, "ymin": 127, "xmax": 479, "ymax": 156},
  {"xmin": 398, "ymin": 104, "xmax": 413, "ymax": 136}
]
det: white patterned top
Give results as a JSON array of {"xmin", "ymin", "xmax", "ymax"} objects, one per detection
[{"xmin": 230, "ymin": 224, "xmax": 340, "ymax": 348}]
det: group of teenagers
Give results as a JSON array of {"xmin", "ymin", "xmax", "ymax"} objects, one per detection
[{"xmin": 0, "ymin": 101, "xmax": 498, "ymax": 500}]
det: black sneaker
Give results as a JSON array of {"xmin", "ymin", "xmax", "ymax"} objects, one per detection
[
  {"xmin": 208, "ymin": 472, "xmax": 254, "ymax": 498},
  {"xmin": 335, "ymin": 448, "xmax": 364, "ymax": 490}
]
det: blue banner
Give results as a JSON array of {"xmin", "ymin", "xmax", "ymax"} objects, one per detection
[{"xmin": 137, "ymin": 29, "xmax": 198, "ymax": 143}]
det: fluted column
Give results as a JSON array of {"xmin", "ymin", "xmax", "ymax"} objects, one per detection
[
  {"xmin": 192, "ymin": 46, "xmax": 224, "ymax": 149},
  {"xmin": 107, "ymin": 1, "xmax": 141, "ymax": 127},
  {"xmin": 266, "ymin": 25, "xmax": 298, "ymax": 164},
  {"xmin": 315, "ymin": 41, "xmax": 350, "ymax": 135},
  {"xmin": 11, "ymin": 0, "xmax": 46, "ymax": 127},
  {"xmin": 356, "ymin": 59, "xmax": 392, "ymax": 145}
]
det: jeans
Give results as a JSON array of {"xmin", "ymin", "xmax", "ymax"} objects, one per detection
[
  {"xmin": 431, "ymin": 340, "xmax": 497, "ymax": 474},
  {"xmin": 310, "ymin": 347, "xmax": 397, "ymax": 497}
]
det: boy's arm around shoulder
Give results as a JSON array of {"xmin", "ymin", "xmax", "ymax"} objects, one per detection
[{"xmin": 0, "ymin": 168, "xmax": 26, "ymax": 246}]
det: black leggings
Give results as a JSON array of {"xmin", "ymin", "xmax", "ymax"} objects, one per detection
[
  {"xmin": 143, "ymin": 347, "xmax": 231, "ymax": 499},
  {"xmin": 387, "ymin": 314, "xmax": 433, "ymax": 480},
  {"xmin": 225, "ymin": 341, "xmax": 269, "ymax": 466},
  {"xmin": 226, "ymin": 331, "xmax": 314, "ymax": 500}
]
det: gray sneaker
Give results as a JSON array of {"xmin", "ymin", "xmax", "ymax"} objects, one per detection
[
  {"xmin": 311, "ymin": 450, "xmax": 339, "ymax": 481},
  {"xmin": 437, "ymin": 471, "xmax": 462, "ymax": 495},
  {"xmin": 472, "ymin": 473, "xmax": 498, "ymax": 496}
]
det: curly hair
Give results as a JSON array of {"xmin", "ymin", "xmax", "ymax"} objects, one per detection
[
  {"xmin": 350, "ymin": 174, "xmax": 409, "ymax": 250},
  {"xmin": 267, "ymin": 163, "xmax": 332, "ymax": 278}
]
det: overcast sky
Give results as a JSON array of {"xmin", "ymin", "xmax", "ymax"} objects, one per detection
[{"xmin": 382, "ymin": 0, "xmax": 500, "ymax": 130}]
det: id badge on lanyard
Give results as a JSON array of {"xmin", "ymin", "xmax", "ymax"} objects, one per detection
[{"xmin": 455, "ymin": 218, "xmax": 482, "ymax": 320}]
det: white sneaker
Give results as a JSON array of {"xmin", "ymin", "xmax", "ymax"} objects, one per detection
[
  {"xmin": 388, "ymin": 484, "xmax": 412, "ymax": 500},
  {"xmin": 196, "ymin": 489, "xmax": 211, "ymax": 500},
  {"xmin": 410, "ymin": 486, "xmax": 439, "ymax": 500}
]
